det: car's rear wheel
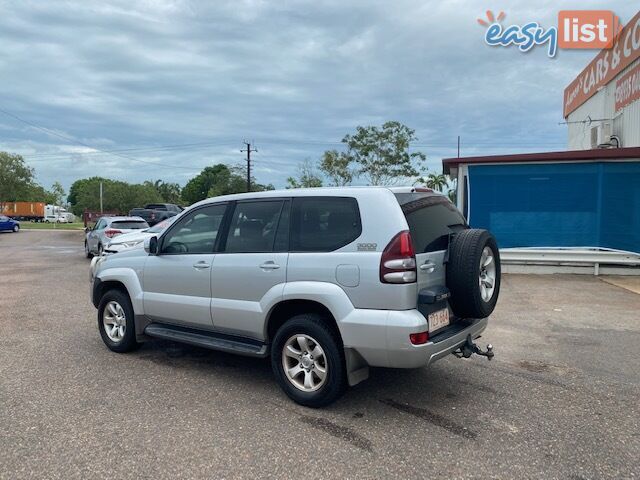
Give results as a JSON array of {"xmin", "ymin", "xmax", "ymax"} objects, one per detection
[
  {"xmin": 271, "ymin": 314, "xmax": 347, "ymax": 407},
  {"xmin": 97, "ymin": 243, "xmax": 103, "ymax": 256},
  {"xmin": 97, "ymin": 289, "xmax": 139, "ymax": 353}
]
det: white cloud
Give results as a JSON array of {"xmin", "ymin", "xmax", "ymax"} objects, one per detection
[{"xmin": 0, "ymin": 0, "xmax": 636, "ymax": 190}]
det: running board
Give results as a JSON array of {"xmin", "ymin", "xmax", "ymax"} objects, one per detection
[{"xmin": 144, "ymin": 323, "xmax": 268, "ymax": 358}]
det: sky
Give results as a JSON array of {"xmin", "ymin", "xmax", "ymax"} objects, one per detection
[{"xmin": 0, "ymin": 0, "xmax": 637, "ymax": 192}]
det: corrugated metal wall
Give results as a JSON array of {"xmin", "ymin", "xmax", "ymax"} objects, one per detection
[{"xmin": 468, "ymin": 162, "xmax": 640, "ymax": 253}]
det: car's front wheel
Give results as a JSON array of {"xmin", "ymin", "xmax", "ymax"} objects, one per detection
[
  {"xmin": 12, "ymin": 225, "xmax": 19, "ymax": 233},
  {"xmin": 97, "ymin": 289, "xmax": 139, "ymax": 353},
  {"xmin": 85, "ymin": 241, "xmax": 93, "ymax": 259},
  {"xmin": 271, "ymin": 314, "xmax": 347, "ymax": 407}
]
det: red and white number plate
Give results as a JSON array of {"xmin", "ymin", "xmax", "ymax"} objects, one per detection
[{"xmin": 428, "ymin": 308, "xmax": 450, "ymax": 333}]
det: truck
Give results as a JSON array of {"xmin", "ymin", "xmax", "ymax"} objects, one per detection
[
  {"xmin": 128, "ymin": 203, "xmax": 183, "ymax": 226},
  {"xmin": 0, "ymin": 202, "xmax": 71, "ymax": 222}
]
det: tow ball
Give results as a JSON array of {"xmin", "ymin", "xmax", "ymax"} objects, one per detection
[{"xmin": 452, "ymin": 335, "xmax": 494, "ymax": 360}]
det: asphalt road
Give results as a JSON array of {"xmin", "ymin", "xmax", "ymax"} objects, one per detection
[{"xmin": 1, "ymin": 230, "xmax": 639, "ymax": 479}]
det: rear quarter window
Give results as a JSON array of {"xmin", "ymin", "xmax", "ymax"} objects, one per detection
[
  {"xmin": 291, "ymin": 197, "xmax": 361, "ymax": 252},
  {"xmin": 395, "ymin": 194, "xmax": 467, "ymax": 253}
]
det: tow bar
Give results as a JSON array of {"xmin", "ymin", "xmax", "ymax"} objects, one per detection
[{"xmin": 452, "ymin": 335, "xmax": 494, "ymax": 360}]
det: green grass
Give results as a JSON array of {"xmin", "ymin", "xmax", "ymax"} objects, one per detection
[{"xmin": 21, "ymin": 222, "xmax": 86, "ymax": 230}]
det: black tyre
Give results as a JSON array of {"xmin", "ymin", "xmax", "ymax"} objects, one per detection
[
  {"xmin": 447, "ymin": 229, "xmax": 501, "ymax": 319},
  {"xmin": 85, "ymin": 241, "xmax": 93, "ymax": 259},
  {"xmin": 13, "ymin": 225, "xmax": 19, "ymax": 233},
  {"xmin": 97, "ymin": 289, "xmax": 139, "ymax": 353},
  {"xmin": 97, "ymin": 243, "xmax": 103, "ymax": 256},
  {"xmin": 271, "ymin": 314, "xmax": 347, "ymax": 408}
]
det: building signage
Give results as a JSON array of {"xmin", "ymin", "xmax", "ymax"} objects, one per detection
[
  {"xmin": 614, "ymin": 62, "xmax": 640, "ymax": 112},
  {"xmin": 563, "ymin": 10, "xmax": 640, "ymax": 117}
]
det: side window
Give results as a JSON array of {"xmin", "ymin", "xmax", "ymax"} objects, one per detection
[
  {"xmin": 291, "ymin": 197, "xmax": 361, "ymax": 252},
  {"xmin": 95, "ymin": 219, "xmax": 106, "ymax": 230},
  {"xmin": 161, "ymin": 204, "xmax": 227, "ymax": 254},
  {"xmin": 224, "ymin": 201, "xmax": 284, "ymax": 253}
]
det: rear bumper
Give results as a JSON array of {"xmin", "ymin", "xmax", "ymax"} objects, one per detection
[{"xmin": 340, "ymin": 308, "xmax": 488, "ymax": 369}]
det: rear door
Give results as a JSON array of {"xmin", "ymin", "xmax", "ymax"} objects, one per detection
[
  {"xmin": 210, "ymin": 199, "xmax": 289, "ymax": 339},
  {"xmin": 394, "ymin": 193, "xmax": 468, "ymax": 327}
]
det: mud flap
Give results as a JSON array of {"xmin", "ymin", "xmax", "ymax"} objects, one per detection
[{"xmin": 345, "ymin": 348, "xmax": 370, "ymax": 386}]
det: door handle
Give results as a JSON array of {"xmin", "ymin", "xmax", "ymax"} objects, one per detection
[
  {"xmin": 259, "ymin": 261, "xmax": 280, "ymax": 270},
  {"xmin": 419, "ymin": 261, "xmax": 436, "ymax": 273},
  {"xmin": 193, "ymin": 261, "xmax": 211, "ymax": 270}
]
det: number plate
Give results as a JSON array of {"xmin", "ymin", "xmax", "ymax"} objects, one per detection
[{"xmin": 428, "ymin": 308, "xmax": 450, "ymax": 333}]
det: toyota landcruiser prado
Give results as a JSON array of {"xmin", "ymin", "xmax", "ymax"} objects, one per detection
[{"xmin": 89, "ymin": 187, "xmax": 500, "ymax": 407}]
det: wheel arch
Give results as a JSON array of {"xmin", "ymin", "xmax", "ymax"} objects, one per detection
[
  {"xmin": 265, "ymin": 299, "xmax": 341, "ymax": 344},
  {"xmin": 94, "ymin": 268, "xmax": 145, "ymax": 315}
]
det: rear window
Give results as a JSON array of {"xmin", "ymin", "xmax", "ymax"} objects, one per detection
[
  {"xmin": 395, "ymin": 193, "xmax": 467, "ymax": 253},
  {"xmin": 111, "ymin": 221, "xmax": 149, "ymax": 229},
  {"xmin": 291, "ymin": 197, "xmax": 361, "ymax": 252},
  {"xmin": 145, "ymin": 204, "xmax": 167, "ymax": 210}
]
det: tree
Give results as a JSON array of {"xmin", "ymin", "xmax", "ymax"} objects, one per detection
[
  {"xmin": 182, "ymin": 164, "xmax": 231, "ymax": 205},
  {"xmin": 286, "ymin": 159, "xmax": 324, "ymax": 189},
  {"xmin": 340, "ymin": 121, "xmax": 426, "ymax": 186},
  {"xmin": 0, "ymin": 152, "xmax": 35, "ymax": 209},
  {"xmin": 50, "ymin": 182, "xmax": 66, "ymax": 206},
  {"xmin": 67, "ymin": 177, "xmax": 162, "ymax": 215},
  {"xmin": 182, "ymin": 164, "xmax": 273, "ymax": 205},
  {"xmin": 420, "ymin": 173, "xmax": 448, "ymax": 192},
  {"xmin": 145, "ymin": 180, "xmax": 182, "ymax": 205},
  {"xmin": 319, "ymin": 150, "xmax": 353, "ymax": 186}
]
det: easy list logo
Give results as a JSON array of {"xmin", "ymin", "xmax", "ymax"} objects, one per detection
[{"xmin": 478, "ymin": 10, "xmax": 622, "ymax": 58}]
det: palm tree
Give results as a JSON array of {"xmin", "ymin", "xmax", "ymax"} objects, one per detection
[{"xmin": 422, "ymin": 173, "xmax": 448, "ymax": 192}]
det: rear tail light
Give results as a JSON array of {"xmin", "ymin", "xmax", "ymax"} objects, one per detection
[
  {"xmin": 105, "ymin": 228, "xmax": 122, "ymax": 238},
  {"xmin": 410, "ymin": 331, "xmax": 429, "ymax": 345},
  {"xmin": 380, "ymin": 230, "xmax": 417, "ymax": 283}
]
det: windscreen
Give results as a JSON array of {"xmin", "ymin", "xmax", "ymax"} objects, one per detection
[
  {"xmin": 111, "ymin": 221, "xmax": 149, "ymax": 229},
  {"xmin": 394, "ymin": 193, "xmax": 467, "ymax": 253}
]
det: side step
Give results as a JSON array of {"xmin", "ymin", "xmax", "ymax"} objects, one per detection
[{"xmin": 144, "ymin": 323, "xmax": 268, "ymax": 358}]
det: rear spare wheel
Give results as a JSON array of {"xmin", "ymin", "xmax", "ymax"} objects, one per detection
[{"xmin": 446, "ymin": 229, "xmax": 500, "ymax": 318}]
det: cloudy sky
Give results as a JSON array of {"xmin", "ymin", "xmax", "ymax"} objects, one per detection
[{"xmin": 0, "ymin": 0, "xmax": 636, "ymax": 192}]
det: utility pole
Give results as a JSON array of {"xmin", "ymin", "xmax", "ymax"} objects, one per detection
[
  {"xmin": 241, "ymin": 141, "xmax": 257, "ymax": 192},
  {"xmin": 457, "ymin": 136, "xmax": 460, "ymax": 158},
  {"xmin": 99, "ymin": 181, "xmax": 103, "ymax": 213}
]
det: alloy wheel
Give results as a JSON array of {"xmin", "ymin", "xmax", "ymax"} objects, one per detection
[
  {"xmin": 282, "ymin": 334, "xmax": 328, "ymax": 392},
  {"xmin": 479, "ymin": 246, "xmax": 496, "ymax": 302},
  {"xmin": 103, "ymin": 301, "xmax": 126, "ymax": 342}
]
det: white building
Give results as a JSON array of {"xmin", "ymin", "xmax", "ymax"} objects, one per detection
[{"xmin": 565, "ymin": 10, "xmax": 640, "ymax": 150}]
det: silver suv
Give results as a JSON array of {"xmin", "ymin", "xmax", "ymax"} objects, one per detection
[{"xmin": 89, "ymin": 187, "xmax": 500, "ymax": 407}]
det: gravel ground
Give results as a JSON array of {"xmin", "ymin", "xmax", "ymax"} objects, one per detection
[{"xmin": 1, "ymin": 230, "xmax": 639, "ymax": 479}]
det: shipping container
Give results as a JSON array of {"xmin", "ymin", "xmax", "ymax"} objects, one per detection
[{"xmin": 0, "ymin": 202, "xmax": 45, "ymax": 221}]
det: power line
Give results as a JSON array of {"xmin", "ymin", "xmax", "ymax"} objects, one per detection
[
  {"xmin": 23, "ymin": 141, "xmax": 238, "ymax": 159},
  {"xmin": 0, "ymin": 106, "xmax": 202, "ymax": 170}
]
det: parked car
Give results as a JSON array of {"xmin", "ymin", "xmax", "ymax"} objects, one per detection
[
  {"xmin": 129, "ymin": 203, "xmax": 182, "ymax": 226},
  {"xmin": 85, "ymin": 216, "xmax": 149, "ymax": 258},
  {"xmin": 104, "ymin": 216, "xmax": 178, "ymax": 254},
  {"xmin": 89, "ymin": 187, "xmax": 500, "ymax": 407},
  {"xmin": 0, "ymin": 215, "xmax": 20, "ymax": 233}
]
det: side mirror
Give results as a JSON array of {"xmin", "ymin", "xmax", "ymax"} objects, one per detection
[
  {"xmin": 144, "ymin": 236, "xmax": 158, "ymax": 255},
  {"xmin": 84, "ymin": 227, "xmax": 90, "ymax": 233}
]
